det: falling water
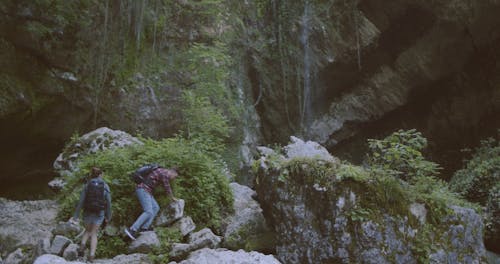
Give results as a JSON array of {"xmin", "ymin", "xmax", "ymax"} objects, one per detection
[
  {"xmin": 148, "ymin": 86, "xmax": 160, "ymax": 109},
  {"xmin": 300, "ymin": 0, "xmax": 313, "ymax": 131},
  {"xmin": 236, "ymin": 62, "xmax": 261, "ymax": 185}
]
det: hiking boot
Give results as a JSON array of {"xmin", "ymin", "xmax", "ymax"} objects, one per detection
[
  {"xmin": 88, "ymin": 255, "xmax": 95, "ymax": 263},
  {"xmin": 77, "ymin": 244, "xmax": 85, "ymax": 257},
  {"xmin": 124, "ymin": 227, "xmax": 137, "ymax": 240}
]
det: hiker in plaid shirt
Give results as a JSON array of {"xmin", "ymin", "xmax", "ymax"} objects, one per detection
[{"xmin": 125, "ymin": 166, "xmax": 178, "ymax": 240}]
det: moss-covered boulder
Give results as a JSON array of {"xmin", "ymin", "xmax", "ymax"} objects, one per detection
[{"xmin": 255, "ymin": 136, "xmax": 486, "ymax": 264}]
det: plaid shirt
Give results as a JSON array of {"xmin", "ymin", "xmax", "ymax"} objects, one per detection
[{"xmin": 137, "ymin": 167, "xmax": 173, "ymax": 195}]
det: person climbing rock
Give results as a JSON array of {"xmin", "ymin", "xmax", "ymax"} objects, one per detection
[
  {"xmin": 69, "ymin": 167, "xmax": 111, "ymax": 262},
  {"xmin": 124, "ymin": 166, "xmax": 179, "ymax": 240}
]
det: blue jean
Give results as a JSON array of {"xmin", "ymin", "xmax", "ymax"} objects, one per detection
[{"xmin": 131, "ymin": 188, "xmax": 159, "ymax": 231}]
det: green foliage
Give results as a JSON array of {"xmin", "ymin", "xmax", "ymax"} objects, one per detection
[
  {"xmin": 347, "ymin": 206, "xmax": 372, "ymax": 222},
  {"xmin": 149, "ymin": 227, "xmax": 183, "ymax": 263},
  {"xmin": 367, "ymin": 129, "xmax": 441, "ymax": 181},
  {"xmin": 450, "ymin": 136, "xmax": 500, "ymax": 204},
  {"xmin": 95, "ymin": 236, "xmax": 127, "ymax": 259},
  {"xmin": 336, "ymin": 163, "xmax": 369, "ymax": 182},
  {"xmin": 57, "ymin": 136, "xmax": 234, "ymax": 243},
  {"xmin": 450, "ymin": 134, "xmax": 500, "ymax": 248}
]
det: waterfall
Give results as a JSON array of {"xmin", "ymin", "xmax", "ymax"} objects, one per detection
[
  {"xmin": 300, "ymin": 0, "xmax": 313, "ymax": 131},
  {"xmin": 147, "ymin": 86, "xmax": 160, "ymax": 109},
  {"xmin": 236, "ymin": 61, "xmax": 261, "ymax": 186}
]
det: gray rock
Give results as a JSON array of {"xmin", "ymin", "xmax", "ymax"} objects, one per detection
[
  {"xmin": 33, "ymin": 254, "xmax": 86, "ymax": 264},
  {"xmin": 284, "ymin": 136, "xmax": 338, "ymax": 163},
  {"xmin": 0, "ymin": 199, "xmax": 57, "ymax": 255},
  {"xmin": 255, "ymin": 139, "xmax": 487, "ymax": 264},
  {"xmin": 128, "ymin": 231, "xmax": 160, "ymax": 254},
  {"xmin": 176, "ymin": 248, "xmax": 282, "ymax": 264},
  {"xmin": 4, "ymin": 248, "xmax": 25, "ymax": 264},
  {"xmin": 171, "ymin": 217, "xmax": 196, "ymax": 237},
  {"xmin": 169, "ymin": 243, "xmax": 193, "ymax": 260},
  {"xmin": 154, "ymin": 199, "xmax": 185, "ymax": 227},
  {"xmin": 409, "ymin": 203, "xmax": 427, "ymax": 225},
  {"xmin": 48, "ymin": 178, "xmax": 66, "ymax": 191},
  {"xmin": 36, "ymin": 238, "xmax": 51, "ymax": 257},
  {"xmin": 53, "ymin": 127, "xmax": 142, "ymax": 176},
  {"xmin": 95, "ymin": 253, "xmax": 152, "ymax": 264},
  {"xmin": 62, "ymin": 244, "xmax": 79, "ymax": 261},
  {"xmin": 49, "ymin": 235, "xmax": 72, "ymax": 256},
  {"xmin": 223, "ymin": 183, "xmax": 274, "ymax": 251},
  {"xmin": 188, "ymin": 228, "xmax": 221, "ymax": 249},
  {"xmin": 52, "ymin": 221, "xmax": 82, "ymax": 237}
]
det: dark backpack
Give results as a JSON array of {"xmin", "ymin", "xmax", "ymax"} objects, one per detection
[
  {"xmin": 130, "ymin": 164, "xmax": 159, "ymax": 186},
  {"xmin": 84, "ymin": 179, "xmax": 106, "ymax": 213}
]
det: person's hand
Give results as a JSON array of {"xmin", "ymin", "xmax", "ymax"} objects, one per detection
[
  {"xmin": 68, "ymin": 217, "xmax": 79, "ymax": 225},
  {"xmin": 102, "ymin": 218, "xmax": 108, "ymax": 229}
]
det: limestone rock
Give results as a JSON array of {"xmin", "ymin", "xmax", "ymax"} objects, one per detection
[
  {"xmin": 169, "ymin": 228, "xmax": 221, "ymax": 259},
  {"xmin": 188, "ymin": 228, "xmax": 221, "ymax": 249},
  {"xmin": 284, "ymin": 136, "xmax": 338, "ymax": 163},
  {"xmin": 174, "ymin": 248, "xmax": 282, "ymax": 264},
  {"xmin": 4, "ymin": 248, "xmax": 25, "ymax": 264},
  {"xmin": 0, "ymin": 198, "xmax": 57, "ymax": 256},
  {"xmin": 128, "ymin": 231, "xmax": 160, "ymax": 254},
  {"xmin": 62, "ymin": 243, "xmax": 78, "ymax": 261},
  {"xmin": 255, "ymin": 139, "xmax": 487, "ymax": 264},
  {"xmin": 33, "ymin": 254, "xmax": 86, "ymax": 264},
  {"xmin": 223, "ymin": 183, "xmax": 274, "ymax": 251},
  {"xmin": 154, "ymin": 199, "xmax": 185, "ymax": 227},
  {"xmin": 171, "ymin": 217, "xmax": 196, "ymax": 237},
  {"xmin": 52, "ymin": 221, "xmax": 82, "ymax": 237},
  {"xmin": 49, "ymin": 235, "xmax": 72, "ymax": 256},
  {"xmin": 53, "ymin": 127, "xmax": 142, "ymax": 177}
]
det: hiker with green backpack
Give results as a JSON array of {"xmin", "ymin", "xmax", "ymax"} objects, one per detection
[
  {"xmin": 69, "ymin": 167, "xmax": 112, "ymax": 262},
  {"xmin": 124, "ymin": 164, "xmax": 179, "ymax": 240}
]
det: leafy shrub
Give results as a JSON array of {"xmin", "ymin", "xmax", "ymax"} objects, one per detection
[
  {"xmin": 57, "ymin": 135, "xmax": 234, "ymax": 242},
  {"xmin": 450, "ymin": 137, "xmax": 500, "ymax": 204},
  {"xmin": 450, "ymin": 135, "xmax": 500, "ymax": 250},
  {"xmin": 367, "ymin": 129, "xmax": 441, "ymax": 181}
]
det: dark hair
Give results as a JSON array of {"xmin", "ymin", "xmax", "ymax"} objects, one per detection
[{"xmin": 90, "ymin": 167, "xmax": 102, "ymax": 178}]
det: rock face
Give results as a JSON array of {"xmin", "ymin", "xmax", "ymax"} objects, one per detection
[
  {"xmin": 0, "ymin": 198, "xmax": 58, "ymax": 256},
  {"xmin": 254, "ymin": 138, "xmax": 486, "ymax": 263},
  {"xmin": 222, "ymin": 182, "xmax": 275, "ymax": 252},
  {"xmin": 243, "ymin": 0, "xmax": 500, "ymax": 172}
]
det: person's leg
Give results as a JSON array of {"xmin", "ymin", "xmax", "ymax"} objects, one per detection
[
  {"xmin": 142, "ymin": 195, "xmax": 160, "ymax": 229},
  {"xmin": 79, "ymin": 223, "xmax": 91, "ymax": 255},
  {"xmin": 130, "ymin": 188, "xmax": 154, "ymax": 231},
  {"xmin": 88, "ymin": 224, "xmax": 100, "ymax": 260}
]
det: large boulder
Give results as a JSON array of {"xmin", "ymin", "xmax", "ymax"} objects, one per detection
[
  {"xmin": 128, "ymin": 231, "xmax": 160, "ymax": 254},
  {"xmin": 0, "ymin": 198, "xmax": 58, "ymax": 257},
  {"xmin": 172, "ymin": 248, "xmax": 281, "ymax": 264},
  {"xmin": 53, "ymin": 127, "xmax": 142, "ymax": 177},
  {"xmin": 33, "ymin": 253, "xmax": 152, "ymax": 264},
  {"xmin": 222, "ymin": 183, "xmax": 275, "ymax": 252},
  {"xmin": 154, "ymin": 199, "xmax": 185, "ymax": 227},
  {"xmin": 255, "ymin": 137, "xmax": 487, "ymax": 264},
  {"xmin": 170, "ymin": 228, "xmax": 222, "ymax": 260}
]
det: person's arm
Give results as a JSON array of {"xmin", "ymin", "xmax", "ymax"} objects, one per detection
[
  {"xmin": 161, "ymin": 171, "xmax": 175, "ymax": 198},
  {"xmin": 104, "ymin": 184, "xmax": 112, "ymax": 221},
  {"xmin": 71, "ymin": 184, "xmax": 87, "ymax": 221}
]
